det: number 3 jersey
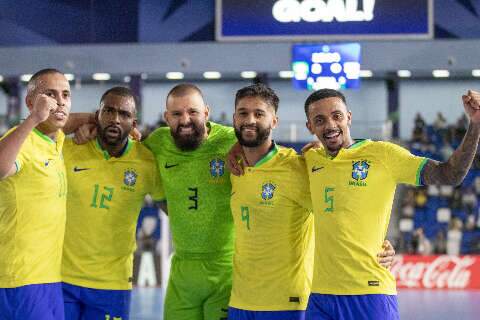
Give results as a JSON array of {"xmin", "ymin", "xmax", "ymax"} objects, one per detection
[
  {"xmin": 143, "ymin": 122, "xmax": 237, "ymax": 258},
  {"xmin": 62, "ymin": 138, "xmax": 164, "ymax": 290},
  {"xmin": 229, "ymin": 145, "xmax": 313, "ymax": 311},
  {"xmin": 305, "ymin": 140, "xmax": 427, "ymax": 296}
]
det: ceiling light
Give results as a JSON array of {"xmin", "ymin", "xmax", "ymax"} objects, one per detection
[
  {"xmin": 432, "ymin": 70, "xmax": 449, "ymax": 78},
  {"xmin": 278, "ymin": 70, "xmax": 294, "ymax": 78},
  {"xmin": 20, "ymin": 74, "xmax": 32, "ymax": 82},
  {"xmin": 203, "ymin": 71, "xmax": 222, "ymax": 79},
  {"xmin": 92, "ymin": 73, "xmax": 111, "ymax": 81},
  {"xmin": 359, "ymin": 70, "xmax": 373, "ymax": 78},
  {"xmin": 166, "ymin": 72, "xmax": 184, "ymax": 80},
  {"xmin": 64, "ymin": 73, "xmax": 75, "ymax": 81},
  {"xmin": 241, "ymin": 71, "xmax": 257, "ymax": 79},
  {"xmin": 397, "ymin": 70, "xmax": 412, "ymax": 78}
]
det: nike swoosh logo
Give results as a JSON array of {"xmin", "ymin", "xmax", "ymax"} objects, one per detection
[
  {"xmin": 230, "ymin": 192, "xmax": 236, "ymax": 196},
  {"xmin": 164, "ymin": 163, "xmax": 179, "ymax": 169},
  {"xmin": 312, "ymin": 166, "xmax": 324, "ymax": 173},
  {"xmin": 73, "ymin": 167, "xmax": 91, "ymax": 172}
]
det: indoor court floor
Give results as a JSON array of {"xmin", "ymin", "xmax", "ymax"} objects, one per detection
[{"xmin": 130, "ymin": 288, "xmax": 480, "ymax": 320}]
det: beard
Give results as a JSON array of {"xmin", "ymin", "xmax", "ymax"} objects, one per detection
[
  {"xmin": 97, "ymin": 123, "xmax": 129, "ymax": 146},
  {"xmin": 170, "ymin": 122, "xmax": 206, "ymax": 151},
  {"xmin": 234, "ymin": 124, "xmax": 271, "ymax": 148}
]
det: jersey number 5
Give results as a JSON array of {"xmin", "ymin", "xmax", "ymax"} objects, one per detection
[{"xmin": 324, "ymin": 187, "xmax": 335, "ymax": 213}]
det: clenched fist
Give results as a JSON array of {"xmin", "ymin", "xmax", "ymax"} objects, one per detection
[
  {"xmin": 30, "ymin": 94, "xmax": 58, "ymax": 124},
  {"xmin": 462, "ymin": 90, "xmax": 480, "ymax": 124}
]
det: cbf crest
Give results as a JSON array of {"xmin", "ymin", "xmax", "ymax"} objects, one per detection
[
  {"xmin": 261, "ymin": 182, "xmax": 276, "ymax": 200},
  {"xmin": 124, "ymin": 169, "xmax": 138, "ymax": 187},
  {"xmin": 352, "ymin": 160, "xmax": 369, "ymax": 180},
  {"xmin": 210, "ymin": 159, "xmax": 225, "ymax": 177}
]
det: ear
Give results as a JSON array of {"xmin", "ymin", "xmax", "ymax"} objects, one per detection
[
  {"xmin": 272, "ymin": 115, "xmax": 279, "ymax": 129},
  {"xmin": 347, "ymin": 110, "xmax": 352, "ymax": 126},
  {"xmin": 163, "ymin": 110, "xmax": 169, "ymax": 125},
  {"xmin": 204, "ymin": 105, "xmax": 210, "ymax": 120}
]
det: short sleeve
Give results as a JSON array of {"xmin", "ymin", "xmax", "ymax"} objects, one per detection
[
  {"xmin": 0, "ymin": 127, "xmax": 29, "ymax": 174},
  {"xmin": 149, "ymin": 159, "xmax": 165, "ymax": 201},
  {"xmin": 382, "ymin": 142, "xmax": 428, "ymax": 186}
]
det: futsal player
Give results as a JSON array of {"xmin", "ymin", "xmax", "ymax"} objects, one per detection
[
  {"xmin": 303, "ymin": 89, "xmax": 480, "ymax": 320},
  {"xmin": 61, "ymin": 87, "xmax": 164, "ymax": 320},
  {"xmin": 0, "ymin": 69, "xmax": 70, "ymax": 320},
  {"xmin": 143, "ymin": 84, "xmax": 238, "ymax": 320}
]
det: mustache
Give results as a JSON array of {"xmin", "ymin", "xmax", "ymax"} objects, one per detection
[{"xmin": 240, "ymin": 125, "xmax": 258, "ymax": 131}]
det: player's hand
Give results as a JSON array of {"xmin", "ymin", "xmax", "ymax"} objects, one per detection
[
  {"xmin": 462, "ymin": 90, "xmax": 480, "ymax": 124},
  {"xmin": 30, "ymin": 94, "xmax": 57, "ymax": 124},
  {"xmin": 301, "ymin": 141, "xmax": 322, "ymax": 154},
  {"xmin": 377, "ymin": 240, "xmax": 395, "ymax": 269},
  {"xmin": 227, "ymin": 142, "xmax": 247, "ymax": 176},
  {"xmin": 129, "ymin": 127, "xmax": 142, "ymax": 141},
  {"xmin": 73, "ymin": 123, "xmax": 97, "ymax": 144}
]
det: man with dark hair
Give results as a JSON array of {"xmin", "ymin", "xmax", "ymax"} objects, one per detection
[
  {"xmin": 61, "ymin": 86, "xmax": 164, "ymax": 320},
  {"xmin": 303, "ymin": 88, "xmax": 480, "ymax": 320},
  {"xmin": 0, "ymin": 68, "xmax": 71, "ymax": 320},
  {"xmin": 143, "ymin": 83, "xmax": 237, "ymax": 320},
  {"xmin": 229, "ymin": 84, "xmax": 313, "ymax": 320}
]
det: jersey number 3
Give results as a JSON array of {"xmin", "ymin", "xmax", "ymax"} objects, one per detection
[{"xmin": 188, "ymin": 187, "xmax": 198, "ymax": 210}]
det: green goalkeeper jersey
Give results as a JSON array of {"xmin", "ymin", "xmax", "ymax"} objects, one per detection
[{"xmin": 144, "ymin": 122, "xmax": 237, "ymax": 258}]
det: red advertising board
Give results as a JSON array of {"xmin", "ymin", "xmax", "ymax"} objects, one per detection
[{"xmin": 391, "ymin": 255, "xmax": 480, "ymax": 289}]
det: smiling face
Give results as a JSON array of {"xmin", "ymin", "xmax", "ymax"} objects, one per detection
[
  {"xmin": 306, "ymin": 96, "xmax": 353, "ymax": 156},
  {"xmin": 97, "ymin": 93, "xmax": 137, "ymax": 146},
  {"xmin": 26, "ymin": 72, "xmax": 71, "ymax": 131},
  {"xmin": 164, "ymin": 90, "xmax": 209, "ymax": 151},
  {"xmin": 233, "ymin": 96, "xmax": 278, "ymax": 148}
]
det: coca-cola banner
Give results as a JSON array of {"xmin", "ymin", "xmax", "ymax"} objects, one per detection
[{"xmin": 391, "ymin": 255, "xmax": 480, "ymax": 290}]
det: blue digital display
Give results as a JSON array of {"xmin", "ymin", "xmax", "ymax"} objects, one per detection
[
  {"xmin": 216, "ymin": 0, "xmax": 432, "ymax": 41},
  {"xmin": 292, "ymin": 43, "xmax": 361, "ymax": 90}
]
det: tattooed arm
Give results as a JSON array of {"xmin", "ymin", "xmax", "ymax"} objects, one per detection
[{"xmin": 422, "ymin": 90, "xmax": 480, "ymax": 186}]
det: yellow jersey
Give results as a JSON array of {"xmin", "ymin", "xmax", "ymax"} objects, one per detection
[
  {"xmin": 305, "ymin": 140, "xmax": 427, "ymax": 295},
  {"xmin": 0, "ymin": 127, "xmax": 67, "ymax": 288},
  {"xmin": 62, "ymin": 138, "xmax": 164, "ymax": 290},
  {"xmin": 229, "ymin": 145, "xmax": 313, "ymax": 311}
]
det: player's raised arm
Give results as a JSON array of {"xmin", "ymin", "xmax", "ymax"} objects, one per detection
[
  {"xmin": 421, "ymin": 90, "xmax": 480, "ymax": 186},
  {"xmin": 63, "ymin": 112, "xmax": 95, "ymax": 134},
  {"xmin": 0, "ymin": 94, "xmax": 55, "ymax": 179}
]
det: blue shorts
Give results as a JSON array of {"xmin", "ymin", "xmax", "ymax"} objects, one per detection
[
  {"xmin": 0, "ymin": 283, "xmax": 64, "ymax": 320},
  {"xmin": 305, "ymin": 294, "xmax": 399, "ymax": 320},
  {"xmin": 62, "ymin": 282, "xmax": 131, "ymax": 320},
  {"xmin": 228, "ymin": 307, "xmax": 305, "ymax": 320}
]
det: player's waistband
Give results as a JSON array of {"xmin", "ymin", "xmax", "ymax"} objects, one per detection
[{"xmin": 174, "ymin": 250, "xmax": 233, "ymax": 260}]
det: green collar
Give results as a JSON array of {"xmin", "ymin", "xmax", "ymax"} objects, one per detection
[
  {"xmin": 95, "ymin": 138, "xmax": 133, "ymax": 160},
  {"xmin": 348, "ymin": 139, "xmax": 368, "ymax": 149},
  {"xmin": 254, "ymin": 142, "xmax": 279, "ymax": 167},
  {"xmin": 33, "ymin": 128, "xmax": 55, "ymax": 144}
]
